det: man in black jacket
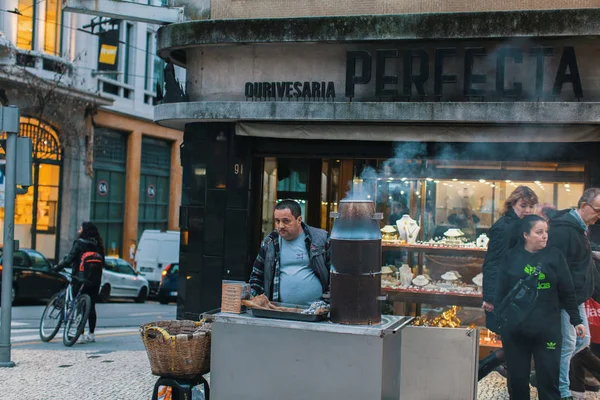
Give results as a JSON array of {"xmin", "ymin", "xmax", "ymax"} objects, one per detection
[{"xmin": 549, "ymin": 188, "xmax": 600, "ymax": 399}]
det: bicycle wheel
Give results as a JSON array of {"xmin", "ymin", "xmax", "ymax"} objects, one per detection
[
  {"xmin": 62, "ymin": 294, "xmax": 91, "ymax": 347},
  {"xmin": 39, "ymin": 292, "xmax": 65, "ymax": 342}
]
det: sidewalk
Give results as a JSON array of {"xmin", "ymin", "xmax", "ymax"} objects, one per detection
[{"xmin": 1, "ymin": 348, "xmax": 600, "ymax": 399}]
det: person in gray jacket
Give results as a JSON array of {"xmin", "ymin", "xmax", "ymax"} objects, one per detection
[{"xmin": 249, "ymin": 199, "xmax": 331, "ymax": 304}]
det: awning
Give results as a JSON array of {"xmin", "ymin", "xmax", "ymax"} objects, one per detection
[{"xmin": 236, "ymin": 123, "xmax": 600, "ymax": 142}]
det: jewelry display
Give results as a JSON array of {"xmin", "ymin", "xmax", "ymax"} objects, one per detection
[{"xmin": 396, "ymin": 214, "xmax": 420, "ymax": 244}]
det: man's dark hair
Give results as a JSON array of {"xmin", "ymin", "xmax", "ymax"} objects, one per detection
[
  {"xmin": 275, "ymin": 199, "xmax": 301, "ymax": 218},
  {"xmin": 578, "ymin": 188, "xmax": 600, "ymax": 208}
]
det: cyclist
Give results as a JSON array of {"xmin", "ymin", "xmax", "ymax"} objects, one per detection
[{"xmin": 55, "ymin": 221, "xmax": 105, "ymax": 343}]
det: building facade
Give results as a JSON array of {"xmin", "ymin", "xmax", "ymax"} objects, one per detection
[
  {"xmin": 0, "ymin": 0, "xmax": 183, "ymax": 262},
  {"xmin": 154, "ymin": 1, "xmax": 600, "ymax": 319}
]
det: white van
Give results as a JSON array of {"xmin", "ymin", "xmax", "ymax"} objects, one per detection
[{"xmin": 134, "ymin": 230, "xmax": 180, "ymax": 296}]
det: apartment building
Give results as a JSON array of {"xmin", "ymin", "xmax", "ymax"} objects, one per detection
[{"xmin": 0, "ymin": 0, "xmax": 183, "ymax": 262}]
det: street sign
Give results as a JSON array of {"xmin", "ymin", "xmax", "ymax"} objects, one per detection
[
  {"xmin": 98, "ymin": 180, "xmax": 109, "ymax": 196},
  {"xmin": 147, "ymin": 184, "xmax": 156, "ymax": 199}
]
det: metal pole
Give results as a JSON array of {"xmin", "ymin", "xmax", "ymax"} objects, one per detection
[{"xmin": 0, "ymin": 131, "xmax": 17, "ymax": 367}]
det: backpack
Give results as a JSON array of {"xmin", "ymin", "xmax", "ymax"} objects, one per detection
[
  {"xmin": 78, "ymin": 251, "xmax": 104, "ymax": 282},
  {"xmin": 494, "ymin": 265, "xmax": 541, "ymax": 332}
]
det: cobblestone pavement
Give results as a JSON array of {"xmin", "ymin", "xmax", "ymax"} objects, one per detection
[
  {"xmin": 477, "ymin": 372, "xmax": 600, "ymax": 400},
  {"xmin": 2, "ymin": 350, "xmax": 600, "ymax": 399}
]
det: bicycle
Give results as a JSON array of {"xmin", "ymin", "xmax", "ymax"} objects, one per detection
[{"xmin": 39, "ymin": 271, "xmax": 92, "ymax": 347}]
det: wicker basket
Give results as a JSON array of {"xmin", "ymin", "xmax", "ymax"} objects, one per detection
[{"xmin": 140, "ymin": 320, "xmax": 212, "ymax": 379}]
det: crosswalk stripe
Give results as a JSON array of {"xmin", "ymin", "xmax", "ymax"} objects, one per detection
[{"xmin": 11, "ymin": 327, "xmax": 139, "ymax": 343}]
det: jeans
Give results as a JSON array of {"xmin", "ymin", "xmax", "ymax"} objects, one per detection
[{"xmin": 560, "ymin": 304, "xmax": 591, "ymax": 397}]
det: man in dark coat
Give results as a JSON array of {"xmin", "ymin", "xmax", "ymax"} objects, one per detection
[{"xmin": 548, "ymin": 188, "xmax": 600, "ymax": 399}]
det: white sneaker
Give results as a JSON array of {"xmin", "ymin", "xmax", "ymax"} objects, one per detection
[
  {"xmin": 84, "ymin": 333, "xmax": 95, "ymax": 343},
  {"xmin": 77, "ymin": 334, "xmax": 87, "ymax": 344},
  {"xmin": 571, "ymin": 391, "xmax": 586, "ymax": 400}
]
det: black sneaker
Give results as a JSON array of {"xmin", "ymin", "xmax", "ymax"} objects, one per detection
[{"xmin": 585, "ymin": 383, "xmax": 600, "ymax": 392}]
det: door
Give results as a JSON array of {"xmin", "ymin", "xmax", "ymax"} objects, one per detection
[
  {"xmin": 136, "ymin": 237, "xmax": 160, "ymax": 282},
  {"xmin": 7, "ymin": 118, "xmax": 63, "ymax": 262},
  {"xmin": 104, "ymin": 258, "xmax": 126, "ymax": 296},
  {"xmin": 25, "ymin": 249, "xmax": 61, "ymax": 297},
  {"xmin": 11, "ymin": 250, "xmax": 53, "ymax": 299},
  {"xmin": 138, "ymin": 138, "xmax": 171, "ymax": 234},
  {"xmin": 116, "ymin": 259, "xmax": 140, "ymax": 296},
  {"xmin": 91, "ymin": 128, "xmax": 127, "ymax": 257}
]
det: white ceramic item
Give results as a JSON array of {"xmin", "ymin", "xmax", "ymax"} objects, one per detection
[
  {"xmin": 441, "ymin": 271, "xmax": 461, "ymax": 281},
  {"xmin": 444, "ymin": 228, "xmax": 465, "ymax": 237},
  {"xmin": 412, "ymin": 274, "xmax": 430, "ymax": 287}
]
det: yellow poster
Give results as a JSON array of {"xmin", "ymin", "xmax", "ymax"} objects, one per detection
[{"xmin": 99, "ymin": 44, "xmax": 118, "ymax": 65}]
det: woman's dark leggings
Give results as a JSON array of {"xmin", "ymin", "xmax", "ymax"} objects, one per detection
[
  {"xmin": 503, "ymin": 327, "xmax": 562, "ymax": 400},
  {"xmin": 82, "ymin": 284, "xmax": 100, "ymax": 334}
]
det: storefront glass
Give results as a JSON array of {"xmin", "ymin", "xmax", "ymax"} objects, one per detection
[
  {"xmin": 0, "ymin": 117, "xmax": 62, "ymax": 261},
  {"xmin": 261, "ymin": 157, "xmax": 309, "ymax": 239},
  {"xmin": 260, "ymin": 157, "xmax": 585, "ymax": 237}
]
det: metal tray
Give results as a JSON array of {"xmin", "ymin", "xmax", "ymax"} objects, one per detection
[{"xmin": 250, "ymin": 303, "xmax": 329, "ymax": 322}]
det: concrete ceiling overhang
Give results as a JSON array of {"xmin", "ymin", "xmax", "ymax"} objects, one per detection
[
  {"xmin": 154, "ymin": 101, "xmax": 600, "ymax": 131},
  {"xmin": 157, "ymin": 8, "xmax": 600, "ymax": 67}
]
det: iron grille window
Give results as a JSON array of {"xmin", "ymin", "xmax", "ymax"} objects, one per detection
[{"xmin": 93, "ymin": 128, "xmax": 127, "ymax": 166}]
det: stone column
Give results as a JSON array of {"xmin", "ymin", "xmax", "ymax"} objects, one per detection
[
  {"xmin": 123, "ymin": 131, "xmax": 142, "ymax": 263},
  {"xmin": 58, "ymin": 134, "xmax": 92, "ymax": 259}
]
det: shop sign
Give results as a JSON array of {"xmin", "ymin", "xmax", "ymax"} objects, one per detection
[
  {"xmin": 97, "ymin": 180, "xmax": 109, "ymax": 197},
  {"xmin": 147, "ymin": 184, "xmax": 156, "ymax": 199},
  {"xmin": 97, "ymin": 23, "xmax": 120, "ymax": 72},
  {"xmin": 345, "ymin": 46, "xmax": 583, "ymax": 100},
  {"xmin": 245, "ymin": 81, "xmax": 336, "ymax": 101}
]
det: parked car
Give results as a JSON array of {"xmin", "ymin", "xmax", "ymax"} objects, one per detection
[
  {"xmin": 134, "ymin": 230, "xmax": 180, "ymax": 296},
  {"xmin": 99, "ymin": 257, "xmax": 149, "ymax": 303},
  {"xmin": 0, "ymin": 248, "xmax": 68, "ymax": 304},
  {"xmin": 157, "ymin": 263, "xmax": 179, "ymax": 304}
]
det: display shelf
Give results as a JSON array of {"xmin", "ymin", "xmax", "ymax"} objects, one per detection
[
  {"xmin": 382, "ymin": 242, "xmax": 487, "ymax": 257},
  {"xmin": 383, "ymin": 286, "xmax": 483, "ymax": 308}
]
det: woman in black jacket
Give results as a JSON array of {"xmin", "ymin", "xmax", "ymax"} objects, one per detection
[
  {"xmin": 478, "ymin": 186, "xmax": 538, "ymax": 381},
  {"xmin": 495, "ymin": 215, "xmax": 585, "ymax": 399},
  {"xmin": 482, "ymin": 185, "xmax": 539, "ymax": 331},
  {"xmin": 56, "ymin": 222, "xmax": 105, "ymax": 343}
]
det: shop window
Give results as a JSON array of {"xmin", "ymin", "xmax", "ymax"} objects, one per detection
[
  {"xmin": 36, "ymin": 164, "xmax": 60, "ymax": 233},
  {"xmin": 261, "ymin": 158, "xmax": 309, "ymax": 237},
  {"xmin": 16, "ymin": 0, "xmax": 35, "ymax": 51},
  {"xmin": 0, "ymin": 118, "xmax": 62, "ymax": 260},
  {"xmin": 343, "ymin": 161, "xmax": 585, "ymax": 242},
  {"xmin": 44, "ymin": 0, "xmax": 62, "ymax": 56}
]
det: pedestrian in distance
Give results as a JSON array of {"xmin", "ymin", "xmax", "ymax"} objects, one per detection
[
  {"xmin": 548, "ymin": 188, "xmax": 600, "ymax": 399},
  {"xmin": 249, "ymin": 199, "xmax": 330, "ymax": 305},
  {"xmin": 495, "ymin": 215, "xmax": 586, "ymax": 400},
  {"xmin": 55, "ymin": 221, "xmax": 105, "ymax": 343},
  {"xmin": 478, "ymin": 186, "xmax": 539, "ymax": 381}
]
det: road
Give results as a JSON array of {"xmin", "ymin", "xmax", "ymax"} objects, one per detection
[{"xmin": 2, "ymin": 300, "xmax": 176, "ymax": 351}]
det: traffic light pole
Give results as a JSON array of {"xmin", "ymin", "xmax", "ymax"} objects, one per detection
[{"xmin": 0, "ymin": 106, "xmax": 19, "ymax": 367}]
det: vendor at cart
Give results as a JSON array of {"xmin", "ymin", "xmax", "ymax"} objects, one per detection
[{"xmin": 249, "ymin": 199, "xmax": 331, "ymax": 304}]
